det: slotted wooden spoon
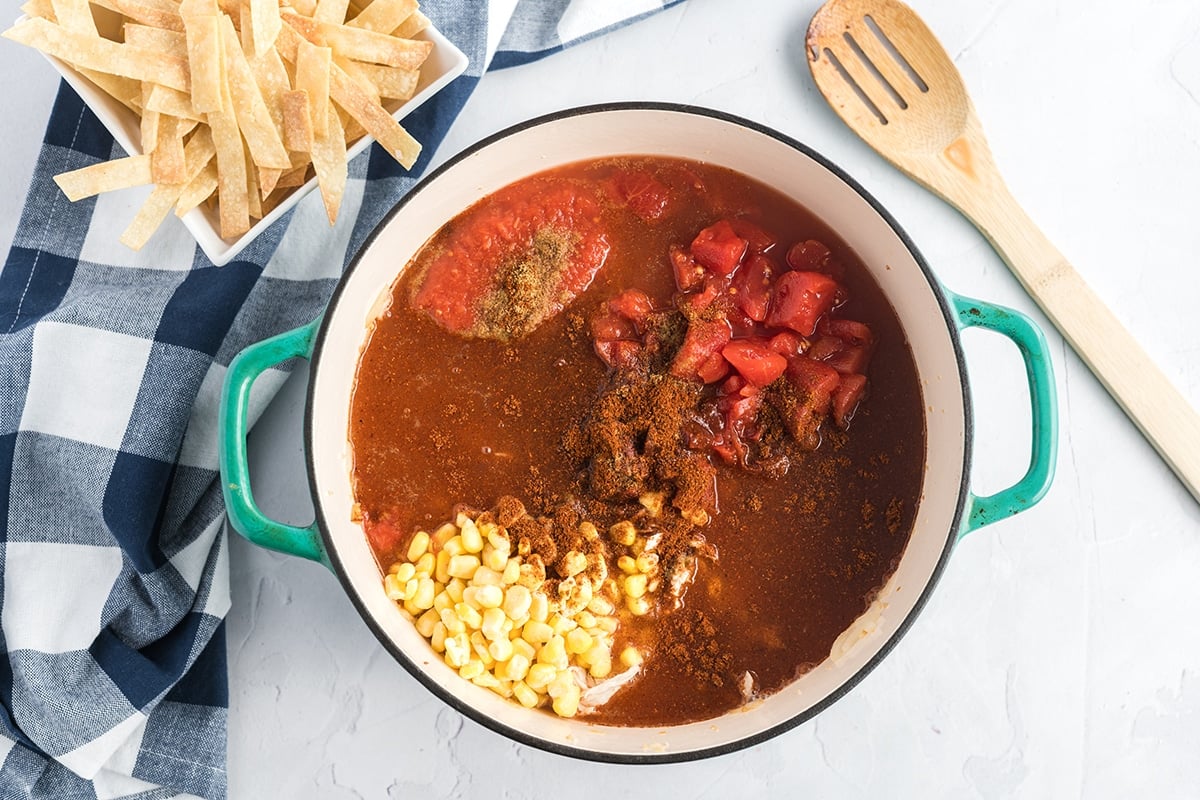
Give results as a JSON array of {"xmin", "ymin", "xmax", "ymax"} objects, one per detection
[{"xmin": 807, "ymin": 0, "xmax": 1200, "ymax": 504}]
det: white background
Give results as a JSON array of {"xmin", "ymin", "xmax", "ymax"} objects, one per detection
[{"xmin": 4, "ymin": 0, "xmax": 1200, "ymax": 797}]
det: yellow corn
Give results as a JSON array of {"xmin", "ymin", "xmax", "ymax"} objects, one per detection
[
  {"xmin": 513, "ymin": 681, "xmax": 539, "ymax": 708},
  {"xmin": 480, "ymin": 607, "xmax": 508, "ymax": 641},
  {"xmin": 475, "ymin": 584, "xmax": 503, "ymax": 609},
  {"xmin": 620, "ymin": 646, "xmax": 643, "ymax": 668},
  {"xmin": 525, "ymin": 663, "xmax": 557, "ymax": 691},
  {"xmin": 504, "ymin": 653, "xmax": 531, "ymax": 682},
  {"xmin": 415, "ymin": 608, "xmax": 439, "ymax": 638},
  {"xmin": 609, "ymin": 520, "xmax": 636, "ymax": 546},
  {"xmin": 488, "ymin": 636, "xmax": 513, "ymax": 663},
  {"xmin": 560, "ymin": 550, "xmax": 587, "ymax": 578},
  {"xmin": 430, "ymin": 621, "xmax": 447, "ymax": 652},
  {"xmin": 415, "ymin": 552, "xmax": 436, "ymax": 577},
  {"xmin": 413, "ymin": 578, "xmax": 436, "ymax": 610},
  {"xmin": 472, "ymin": 566, "xmax": 503, "ymax": 587},
  {"xmin": 445, "ymin": 578, "xmax": 465, "ymax": 603},
  {"xmin": 635, "ymin": 552, "xmax": 659, "ymax": 574},
  {"xmin": 501, "ymin": 558, "xmax": 521, "ymax": 585},
  {"xmin": 565, "ymin": 628, "xmax": 593, "ymax": 655},
  {"xmin": 626, "ymin": 595, "xmax": 651, "ymax": 616},
  {"xmin": 460, "ymin": 519, "xmax": 484, "ymax": 553},
  {"xmin": 383, "ymin": 574, "xmax": 404, "ymax": 601},
  {"xmin": 617, "ymin": 556, "xmax": 637, "ymax": 575},
  {"xmin": 448, "ymin": 554, "xmax": 480, "ymax": 580},
  {"xmin": 394, "ymin": 562, "xmax": 416, "ymax": 583},
  {"xmin": 624, "ymin": 573, "xmax": 648, "ymax": 599},
  {"xmin": 538, "ymin": 636, "xmax": 569, "ymax": 670},
  {"xmin": 406, "ymin": 530, "xmax": 430, "ymax": 562},
  {"xmin": 435, "ymin": 550, "xmax": 451, "ymax": 583},
  {"xmin": 455, "ymin": 602, "xmax": 482, "ymax": 631}
]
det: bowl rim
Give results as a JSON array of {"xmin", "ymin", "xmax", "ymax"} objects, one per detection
[{"xmin": 303, "ymin": 101, "xmax": 973, "ymax": 763}]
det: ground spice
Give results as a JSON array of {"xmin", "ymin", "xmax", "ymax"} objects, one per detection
[{"xmin": 477, "ymin": 227, "xmax": 578, "ymax": 340}]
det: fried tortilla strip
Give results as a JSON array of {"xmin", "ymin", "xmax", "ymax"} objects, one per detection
[
  {"xmin": 112, "ymin": 0, "xmax": 183, "ymax": 32},
  {"xmin": 122, "ymin": 131, "xmax": 216, "ymax": 248},
  {"xmin": 122, "ymin": 23, "xmax": 187, "ymax": 57},
  {"xmin": 207, "ymin": 32, "xmax": 249, "ymax": 239},
  {"xmin": 49, "ymin": 0, "xmax": 96, "ymax": 34},
  {"xmin": 347, "ymin": 0, "xmax": 415, "ymax": 34},
  {"xmin": 79, "ymin": 69, "xmax": 142, "ymax": 112},
  {"xmin": 140, "ymin": 108, "xmax": 161, "ymax": 153},
  {"xmin": 178, "ymin": 0, "xmax": 218, "ymax": 14},
  {"xmin": 312, "ymin": 0, "xmax": 350, "ymax": 24},
  {"xmin": 245, "ymin": 149, "xmax": 263, "ymax": 218},
  {"xmin": 281, "ymin": 89, "xmax": 314, "ymax": 152},
  {"xmin": 151, "ymin": 115, "xmax": 187, "ymax": 184},
  {"xmin": 54, "ymin": 155, "xmax": 154, "ymax": 201},
  {"xmin": 248, "ymin": 46, "xmax": 292, "ymax": 145},
  {"xmin": 289, "ymin": 0, "xmax": 317, "ymax": 16},
  {"xmin": 351, "ymin": 62, "xmax": 417, "ymax": 100},
  {"xmin": 248, "ymin": 0, "xmax": 281, "ymax": 56},
  {"xmin": 393, "ymin": 10, "xmax": 428, "ymax": 38},
  {"xmin": 20, "ymin": 0, "xmax": 56, "ymax": 22},
  {"xmin": 330, "ymin": 61, "xmax": 420, "ymax": 168},
  {"xmin": 2, "ymin": 17, "xmax": 190, "ymax": 90},
  {"xmin": 183, "ymin": 12, "xmax": 223, "ymax": 113},
  {"xmin": 294, "ymin": 36, "xmax": 331, "ymax": 137},
  {"xmin": 275, "ymin": 164, "xmax": 310, "ymax": 189},
  {"xmin": 218, "ymin": 14, "xmax": 290, "ymax": 169},
  {"xmin": 142, "ymin": 83, "xmax": 203, "ymax": 120},
  {"xmin": 319, "ymin": 21, "xmax": 431, "ymax": 68},
  {"xmin": 334, "ymin": 55, "xmax": 379, "ymax": 103},
  {"xmin": 175, "ymin": 160, "xmax": 218, "ymax": 216},
  {"xmin": 258, "ymin": 166, "xmax": 282, "ymax": 197},
  {"xmin": 310, "ymin": 102, "xmax": 347, "ymax": 224}
]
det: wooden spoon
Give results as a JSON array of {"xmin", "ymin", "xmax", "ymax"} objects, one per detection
[{"xmin": 807, "ymin": 0, "xmax": 1200, "ymax": 504}]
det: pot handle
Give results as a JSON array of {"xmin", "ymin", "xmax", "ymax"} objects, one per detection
[
  {"xmin": 218, "ymin": 317, "xmax": 330, "ymax": 567},
  {"xmin": 951, "ymin": 292, "xmax": 1058, "ymax": 536}
]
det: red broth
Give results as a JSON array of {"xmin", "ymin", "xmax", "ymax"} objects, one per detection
[{"xmin": 349, "ymin": 156, "xmax": 926, "ymax": 726}]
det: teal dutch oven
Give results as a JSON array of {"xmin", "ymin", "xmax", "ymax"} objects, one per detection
[{"xmin": 218, "ymin": 104, "xmax": 1056, "ymax": 763}]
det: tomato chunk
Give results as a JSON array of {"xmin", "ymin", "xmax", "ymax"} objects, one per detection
[
  {"xmin": 722, "ymin": 339, "xmax": 788, "ymax": 387},
  {"xmin": 825, "ymin": 345, "xmax": 870, "ymax": 376},
  {"xmin": 820, "ymin": 318, "xmax": 873, "ymax": 348},
  {"xmin": 777, "ymin": 357, "xmax": 841, "ymax": 449},
  {"xmin": 766, "ymin": 331, "xmax": 806, "ymax": 359},
  {"xmin": 594, "ymin": 338, "xmax": 642, "ymax": 370},
  {"xmin": 731, "ymin": 254, "xmax": 776, "ymax": 322},
  {"xmin": 697, "ymin": 350, "xmax": 730, "ymax": 383},
  {"xmin": 728, "ymin": 218, "xmax": 777, "ymax": 254},
  {"xmin": 785, "ymin": 239, "xmax": 833, "ymax": 272},
  {"xmin": 766, "ymin": 271, "xmax": 839, "ymax": 335},
  {"xmin": 607, "ymin": 288, "xmax": 655, "ymax": 330},
  {"xmin": 690, "ymin": 220, "xmax": 748, "ymax": 277},
  {"xmin": 669, "ymin": 244, "xmax": 705, "ymax": 293},
  {"xmin": 608, "ymin": 169, "xmax": 671, "ymax": 221},
  {"xmin": 832, "ymin": 373, "xmax": 868, "ymax": 428},
  {"xmin": 670, "ymin": 319, "xmax": 733, "ymax": 382}
]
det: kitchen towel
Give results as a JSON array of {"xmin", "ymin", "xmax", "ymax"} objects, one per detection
[{"xmin": 0, "ymin": 2, "xmax": 683, "ymax": 798}]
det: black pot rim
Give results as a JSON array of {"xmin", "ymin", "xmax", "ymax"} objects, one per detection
[{"xmin": 304, "ymin": 101, "xmax": 972, "ymax": 765}]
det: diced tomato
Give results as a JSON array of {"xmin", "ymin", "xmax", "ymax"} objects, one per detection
[
  {"xmin": 678, "ymin": 274, "xmax": 730, "ymax": 316},
  {"xmin": 594, "ymin": 338, "xmax": 642, "ymax": 370},
  {"xmin": 819, "ymin": 318, "xmax": 873, "ymax": 348},
  {"xmin": 731, "ymin": 254, "xmax": 776, "ymax": 322},
  {"xmin": 766, "ymin": 271, "xmax": 840, "ymax": 335},
  {"xmin": 697, "ymin": 350, "xmax": 730, "ymax": 383},
  {"xmin": 690, "ymin": 220, "xmax": 748, "ymax": 277},
  {"xmin": 778, "ymin": 357, "xmax": 842, "ymax": 449},
  {"xmin": 669, "ymin": 318, "xmax": 732, "ymax": 382},
  {"xmin": 785, "ymin": 239, "xmax": 833, "ymax": 272},
  {"xmin": 825, "ymin": 345, "xmax": 870, "ymax": 376},
  {"xmin": 728, "ymin": 218, "xmax": 777, "ymax": 254},
  {"xmin": 608, "ymin": 170, "xmax": 671, "ymax": 221},
  {"xmin": 721, "ymin": 339, "xmax": 788, "ymax": 387},
  {"xmin": 726, "ymin": 308, "xmax": 758, "ymax": 339},
  {"xmin": 591, "ymin": 311, "xmax": 637, "ymax": 342},
  {"xmin": 607, "ymin": 288, "xmax": 655, "ymax": 330},
  {"xmin": 365, "ymin": 518, "xmax": 405, "ymax": 557},
  {"xmin": 766, "ymin": 331, "xmax": 807, "ymax": 358},
  {"xmin": 805, "ymin": 335, "xmax": 844, "ymax": 363},
  {"xmin": 721, "ymin": 374, "xmax": 747, "ymax": 396},
  {"xmin": 832, "ymin": 373, "xmax": 868, "ymax": 428},
  {"xmin": 669, "ymin": 244, "xmax": 705, "ymax": 292}
]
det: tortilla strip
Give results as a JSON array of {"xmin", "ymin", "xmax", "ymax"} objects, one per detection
[
  {"xmin": 295, "ymin": 37, "xmax": 331, "ymax": 136},
  {"xmin": 176, "ymin": 160, "xmax": 218, "ymax": 216},
  {"xmin": 122, "ymin": 132, "xmax": 216, "ymax": 247},
  {"xmin": 350, "ymin": 62, "xmax": 417, "ymax": 100},
  {"xmin": 142, "ymin": 83, "xmax": 203, "ymax": 120},
  {"xmin": 218, "ymin": 14, "xmax": 291, "ymax": 169},
  {"xmin": 347, "ymin": 0, "xmax": 415, "ymax": 34},
  {"xmin": 122, "ymin": 23, "xmax": 187, "ymax": 57},
  {"xmin": 245, "ymin": 148, "xmax": 263, "ymax": 218},
  {"xmin": 248, "ymin": 46, "xmax": 292, "ymax": 146},
  {"xmin": 78, "ymin": 68, "xmax": 142, "ymax": 112},
  {"xmin": 112, "ymin": 0, "xmax": 183, "ymax": 32},
  {"xmin": 207, "ymin": 31, "xmax": 249, "ymax": 239},
  {"xmin": 53, "ymin": 155, "xmax": 153, "ymax": 200},
  {"xmin": 49, "ymin": 0, "xmax": 96, "ymax": 34},
  {"xmin": 2, "ymin": 18, "xmax": 190, "ymax": 90},
  {"xmin": 183, "ymin": 12, "xmax": 223, "ymax": 113},
  {"xmin": 282, "ymin": 89, "xmax": 314, "ymax": 152},
  {"xmin": 178, "ymin": 0, "xmax": 219, "ymax": 15},
  {"xmin": 310, "ymin": 102, "xmax": 347, "ymax": 223},
  {"xmin": 318, "ymin": 21, "xmax": 431, "ymax": 68},
  {"xmin": 312, "ymin": 0, "xmax": 349, "ymax": 24},
  {"xmin": 258, "ymin": 166, "xmax": 282, "ymax": 197},
  {"xmin": 393, "ymin": 10, "xmax": 428, "ymax": 38},
  {"xmin": 329, "ymin": 61, "xmax": 419, "ymax": 167},
  {"xmin": 334, "ymin": 55, "xmax": 379, "ymax": 103},
  {"xmin": 151, "ymin": 115, "xmax": 187, "ymax": 184},
  {"xmin": 246, "ymin": 0, "xmax": 281, "ymax": 56},
  {"xmin": 20, "ymin": 0, "xmax": 57, "ymax": 22},
  {"xmin": 140, "ymin": 107, "xmax": 161, "ymax": 153},
  {"xmin": 275, "ymin": 164, "xmax": 310, "ymax": 189}
]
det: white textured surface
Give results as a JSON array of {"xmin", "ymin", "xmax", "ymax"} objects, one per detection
[{"xmin": 3, "ymin": 0, "xmax": 1200, "ymax": 796}]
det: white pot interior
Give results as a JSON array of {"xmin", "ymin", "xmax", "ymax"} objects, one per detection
[{"xmin": 307, "ymin": 106, "xmax": 968, "ymax": 758}]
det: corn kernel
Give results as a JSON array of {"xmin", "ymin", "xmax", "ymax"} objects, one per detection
[
  {"xmin": 522, "ymin": 620, "xmax": 553, "ymax": 644},
  {"xmin": 455, "ymin": 602, "xmax": 482, "ymax": 630},
  {"xmin": 444, "ymin": 634, "xmax": 470, "ymax": 668},
  {"xmin": 460, "ymin": 519, "xmax": 484, "ymax": 553},
  {"xmin": 547, "ymin": 669, "xmax": 576, "ymax": 699},
  {"xmin": 446, "ymin": 578, "xmax": 466, "ymax": 603},
  {"xmin": 433, "ymin": 591, "xmax": 452, "ymax": 612},
  {"xmin": 435, "ymin": 550, "xmax": 451, "ymax": 583},
  {"xmin": 638, "ymin": 491, "xmax": 665, "ymax": 517},
  {"xmin": 586, "ymin": 596, "xmax": 614, "ymax": 616},
  {"xmin": 549, "ymin": 613, "xmax": 577, "ymax": 636},
  {"xmin": 486, "ymin": 529, "xmax": 510, "ymax": 552},
  {"xmin": 559, "ymin": 550, "xmax": 587, "ymax": 578},
  {"xmin": 635, "ymin": 552, "xmax": 659, "ymax": 574},
  {"xmin": 473, "ymin": 671, "xmax": 501, "ymax": 690},
  {"xmin": 430, "ymin": 621, "xmax": 448, "ymax": 652},
  {"xmin": 513, "ymin": 681, "xmax": 539, "ymax": 708},
  {"xmin": 609, "ymin": 520, "xmax": 636, "ymax": 546},
  {"xmin": 626, "ymin": 595, "xmax": 651, "ymax": 616},
  {"xmin": 589, "ymin": 655, "xmax": 612, "ymax": 679},
  {"xmin": 461, "ymin": 586, "xmax": 481, "ymax": 609},
  {"xmin": 525, "ymin": 663, "xmax": 557, "ymax": 691},
  {"xmin": 624, "ymin": 573, "xmax": 648, "ymax": 599},
  {"xmin": 406, "ymin": 531, "xmax": 430, "ymax": 562},
  {"xmin": 475, "ymin": 584, "xmax": 503, "ymax": 609},
  {"xmin": 529, "ymin": 593, "xmax": 549, "ymax": 624},
  {"xmin": 511, "ymin": 638, "xmax": 536, "ymax": 663},
  {"xmin": 460, "ymin": 659, "xmax": 485, "ymax": 680},
  {"xmin": 552, "ymin": 683, "xmax": 581, "ymax": 717},
  {"xmin": 617, "ymin": 556, "xmax": 637, "ymax": 575},
  {"xmin": 597, "ymin": 615, "xmax": 618, "ymax": 634},
  {"xmin": 481, "ymin": 607, "xmax": 508, "ymax": 641},
  {"xmin": 565, "ymin": 628, "xmax": 593, "ymax": 655},
  {"xmin": 620, "ymin": 646, "xmax": 643, "ymax": 668},
  {"xmin": 470, "ymin": 631, "xmax": 494, "ymax": 664},
  {"xmin": 416, "ymin": 608, "xmax": 440, "ymax": 638},
  {"xmin": 582, "ymin": 641, "xmax": 608, "ymax": 668},
  {"xmin": 415, "ymin": 552, "xmax": 436, "ymax": 577},
  {"xmin": 579, "ymin": 521, "xmax": 599, "ymax": 541},
  {"xmin": 538, "ymin": 636, "xmax": 569, "ymax": 670},
  {"xmin": 502, "ymin": 585, "xmax": 532, "ymax": 620},
  {"xmin": 394, "ymin": 562, "xmax": 417, "ymax": 583},
  {"xmin": 504, "ymin": 653, "xmax": 531, "ymax": 682},
  {"xmin": 439, "ymin": 607, "xmax": 465, "ymax": 636},
  {"xmin": 488, "ymin": 636, "xmax": 513, "ymax": 663},
  {"xmin": 443, "ymin": 536, "xmax": 465, "ymax": 557},
  {"xmin": 432, "ymin": 522, "xmax": 457, "ymax": 549},
  {"xmin": 501, "ymin": 559, "xmax": 521, "ymax": 585},
  {"xmin": 481, "ymin": 543, "xmax": 508, "ymax": 572},
  {"xmin": 402, "ymin": 578, "xmax": 419, "ymax": 602},
  {"xmin": 413, "ymin": 578, "xmax": 436, "ymax": 610},
  {"xmin": 472, "ymin": 566, "xmax": 503, "ymax": 587},
  {"xmin": 384, "ymin": 574, "xmax": 404, "ymax": 601},
  {"xmin": 448, "ymin": 554, "xmax": 480, "ymax": 580}
]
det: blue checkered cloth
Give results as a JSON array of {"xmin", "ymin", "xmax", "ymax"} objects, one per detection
[{"xmin": 0, "ymin": 2, "xmax": 682, "ymax": 797}]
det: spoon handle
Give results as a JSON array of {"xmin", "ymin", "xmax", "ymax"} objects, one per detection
[{"xmin": 949, "ymin": 149, "xmax": 1200, "ymax": 504}]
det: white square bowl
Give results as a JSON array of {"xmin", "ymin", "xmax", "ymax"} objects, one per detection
[{"xmin": 25, "ymin": 14, "xmax": 469, "ymax": 265}]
